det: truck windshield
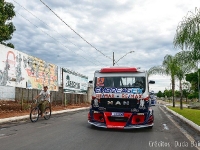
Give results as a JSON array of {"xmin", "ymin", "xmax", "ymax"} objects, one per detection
[{"xmin": 95, "ymin": 76, "xmax": 146, "ymax": 91}]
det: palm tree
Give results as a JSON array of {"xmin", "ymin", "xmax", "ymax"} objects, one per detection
[
  {"xmin": 173, "ymin": 8, "xmax": 200, "ymax": 102},
  {"xmin": 148, "ymin": 54, "xmax": 178, "ymax": 107},
  {"xmin": 174, "ymin": 51, "xmax": 196, "ymax": 109},
  {"xmin": 173, "ymin": 8, "xmax": 200, "ymax": 57}
]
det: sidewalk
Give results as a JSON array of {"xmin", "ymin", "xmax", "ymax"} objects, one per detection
[
  {"xmin": 157, "ymin": 100, "xmax": 189, "ymax": 108},
  {"xmin": 0, "ymin": 107, "xmax": 89, "ymax": 124}
]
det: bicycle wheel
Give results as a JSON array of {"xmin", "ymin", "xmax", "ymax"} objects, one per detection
[
  {"xmin": 30, "ymin": 107, "xmax": 39, "ymax": 122},
  {"xmin": 44, "ymin": 107, "xmax": 51, "ymax": 120}
]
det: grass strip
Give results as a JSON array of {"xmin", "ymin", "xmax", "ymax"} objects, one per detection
[{"xmin": 168, "ymin": 106, "xmax": 200, "ymax": 126}]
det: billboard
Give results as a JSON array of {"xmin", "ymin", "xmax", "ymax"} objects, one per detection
[
  {"xmin": 63, "ymin": 68, "xmax": 88, "ymax": 93},
  {"xmin": 0, "ymin": 44, "xmax": 58, "ymax": 91}
]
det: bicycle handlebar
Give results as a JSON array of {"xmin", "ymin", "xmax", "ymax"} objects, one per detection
[{"xmin": 33, "ymin": 98, "xmax": 38, "ymax": 104}]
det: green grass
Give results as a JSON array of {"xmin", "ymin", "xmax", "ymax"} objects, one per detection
[{"xmin": 168, "ymin": 106, "xmax": 200, "ymax": 126}]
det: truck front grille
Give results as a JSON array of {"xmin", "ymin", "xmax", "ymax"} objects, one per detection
[{"xmin": 99, "ymin": 98, "xmax": 138, "ymax": 110}]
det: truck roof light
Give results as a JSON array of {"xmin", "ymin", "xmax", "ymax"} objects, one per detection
[{"xmin": 100, "ymin": 67, "xmax": 138, "ymax": 73}]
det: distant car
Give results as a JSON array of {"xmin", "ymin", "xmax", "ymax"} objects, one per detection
[
  {"xmin": 151, "ymin": 98, "xmax": 156, "ymax": 106},
  {"xmin": 149, "ymin": 91, "xmax": 156, "ymax": 106}
]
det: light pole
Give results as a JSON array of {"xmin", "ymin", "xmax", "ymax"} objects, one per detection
[{"xmin": 113, "ymin": 51, "xmax": 134, "ymax": 66}]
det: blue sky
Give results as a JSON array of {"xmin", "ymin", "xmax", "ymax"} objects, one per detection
[{"xmin": 5, "ymin": 0, "xmax": 200, "ymax": 92}]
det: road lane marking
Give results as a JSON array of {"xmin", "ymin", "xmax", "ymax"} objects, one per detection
[
  {"xmin": 163, "ymin": 124, "xmax": 169, "ymax": 130},
  {"xmin": 159, "ymin": 106, "xmax": 200, "ymax": 150}
]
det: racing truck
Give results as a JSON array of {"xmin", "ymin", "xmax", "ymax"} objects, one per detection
[
  {"xmin": 88, "ymin": 67, "xmax": 155, "ymax": 129},
  {"xmin": 150, "ymin": 90, "xmax": 157, "ymax": 106}
]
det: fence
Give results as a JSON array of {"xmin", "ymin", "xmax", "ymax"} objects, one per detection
[{"xmin": 15, "ymin": 86, "xmax": 90, "ymax": 105}]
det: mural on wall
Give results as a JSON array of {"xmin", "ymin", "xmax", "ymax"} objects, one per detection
[
  {"xmin": 0, "ymin": 48, "xmax": 25, "ymax": 87},
  {"xmin": 0, "ymin": 44, "xmax": 58, "ymax": 91},
  {"xmin": 63, "ymin": 68, "xmax": 88, "ymax": 93},
  {"xmin": 25, "ymin": 56, "xmax": 58, "ymax": 91}
]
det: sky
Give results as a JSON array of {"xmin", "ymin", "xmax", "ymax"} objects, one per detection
[{"xmin": 5, "ymin": 0, "xmax": 200, "ymax": 93}]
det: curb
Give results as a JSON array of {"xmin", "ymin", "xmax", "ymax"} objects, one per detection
[
  {"xmin": 0, "ymin": 107, "xmax": 89, "ymax": 124},
  {"xmin": 163, "ymin": 105, "xmax": 200, "ymax": 132}
]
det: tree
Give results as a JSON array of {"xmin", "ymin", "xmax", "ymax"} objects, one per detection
[
  {"xmin": 175, "ymin": 90, "xmax": 181, "ymax": 98},
  {"xmin": 163, "ymin": 89, "xmax": 171, "ymax": 98},
  {"xmin": 157, "ymin": 91, "xmax": 163, "ymax": 98},
  {"xmin": 185, "ymin": 69, "xmax": 200, "ymax": 93},
  {"xmin": 182, "ymin": 81, "xmax": 191, "ymax": 103},
  {"xmin": 174, "ymin": 51, "xmax": 196, "ymax": 109},
  {"xmin": 148, "ymin": 54, "xmax": 178, "ymax": 107},
  {"xmin": 173, "ymin": 8, "xmax": 200, "ymax": 102},
  {"xmin": 0, "ymin": 0, "xmax": 16, "ymax": 48},
  {"xmin": 173, "ymin": 8, "xmax": 200, "ymax": 58}
]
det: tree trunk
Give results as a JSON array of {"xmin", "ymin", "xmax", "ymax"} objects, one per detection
[
  {"xmin": 172, "ymin": 78, "xmax": 175, "ymax": 107},
  {"xmin": 180, "ymin": 80, "xmax": 183, "ymax": 110}
]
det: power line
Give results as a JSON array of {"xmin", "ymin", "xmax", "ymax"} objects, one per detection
[
  {"xmin": 12, "ymin": 0, "xmax": 107, "ymax": 66},
  {"xmin": 39, "ymin": 0, "xmax": 112, "ymax": 61},
  {"xmin": 15, "ymin": 11, "xmax": 101, "ymax": 66}
]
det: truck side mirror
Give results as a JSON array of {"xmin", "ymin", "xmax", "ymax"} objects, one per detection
[{"xmin": 149, "ymin": 80, "xmax": 155, "ymax": 84}]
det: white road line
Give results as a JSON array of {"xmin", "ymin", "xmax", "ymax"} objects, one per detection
[
  {"xmin": 159, "ymin": 106, "xmax": 200, "ymax": 150},
  {"xmin": 163, "ymin": 124, "xmax": 169, "ymax": 130}
]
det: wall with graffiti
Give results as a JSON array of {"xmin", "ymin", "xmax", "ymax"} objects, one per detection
[{"xmin": 0, "ymin": 44, "xmax": 58, "ymax": 91}]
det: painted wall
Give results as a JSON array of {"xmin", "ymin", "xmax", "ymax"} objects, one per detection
[{"xmin": 0, "ymin": 44, "xmax": 58, "ymax": 91}]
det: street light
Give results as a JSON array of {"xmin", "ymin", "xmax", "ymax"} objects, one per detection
[{"xmin": 113, "ymin": 51, "xmax": 134, "ymax": 66}]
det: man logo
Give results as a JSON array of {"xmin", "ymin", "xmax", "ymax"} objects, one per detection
[
  {"xmin": 107, "ymin": 101, "xmax": 113, "ymax": 105},
  {"xmin": 115, "ymin": 101, "xmax": 121, "ymax": 105},
  {"xmin": 123, "ymin": 101, "xmax": 129, "ymax": 105},
  {"xmin": 107, "ymin": 100, "xmax": 129, "ymax": 105}
]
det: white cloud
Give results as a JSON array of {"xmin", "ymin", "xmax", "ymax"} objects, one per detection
[{"xmin": 5, "ymin": 0, "xmax": 200, "ymax": 92}]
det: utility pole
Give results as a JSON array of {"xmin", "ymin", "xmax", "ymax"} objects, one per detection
[
  {"xmin": 113, "ymin": 52, "xmax": 115, "ymax": 66},
  {"xmin": 112, "ymin": 51, "xmax": 134, "ymax": 66}
]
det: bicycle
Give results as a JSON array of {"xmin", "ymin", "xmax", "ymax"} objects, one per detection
[{"xmin": 30, "ymin": 99, "xmax": 51, "ymax": 122}]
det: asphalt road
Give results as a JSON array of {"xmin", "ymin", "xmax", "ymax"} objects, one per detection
[{"xmin": 0, "ymin": 105, "xmax": 199, "ymax": 150}]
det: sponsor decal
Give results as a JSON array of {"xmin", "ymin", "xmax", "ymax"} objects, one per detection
[
  {"xmin": 93, "ymin": 99, "xmax": 99, "ymax": 107},
  {"xmin": 137, "ymin": 113, "xmax": 144, "ymax": 115},
  {"xmin": 139, "ymin": 99, "xmax": 146, "ymax": 109},
  {"xmin": 111, "ymin": 112, "xmax": 124, "ymax": 117},
  {"xmin": 98, "ymin": 107, "xmax": 106, "ymax": 111},
  {"xmin": 96, "ymin": 93, "xmax": 142, "ymax": 99},
  {"xmin": 95, "ymin": 87, "xmax": 143, "ymax": 94},
  {"xmin": 122, "ymin": 94, "xmax": 142, "ymax": 99},
  {"xmin": 96, "ymin": 93, "xmax": 114, "ymax": 99},
  {"xmin": 96, "ymin": 77, "xmax": 105, "ymax": 86},
  {"xmin": 131, "ymin": 108, "xmax": 139, "ymax": 112}
]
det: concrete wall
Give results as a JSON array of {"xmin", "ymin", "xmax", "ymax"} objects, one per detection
[
  {"xmin": 0, "ymin": 86, "xmax": 15, "ymax": 100},
  {"xmin": 0, "ymin": 85, "xmax": 93, "ymax": 104},
  {"xmin": 15, "ymin": 86, "xmax": 89, "ymax": 104}
]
